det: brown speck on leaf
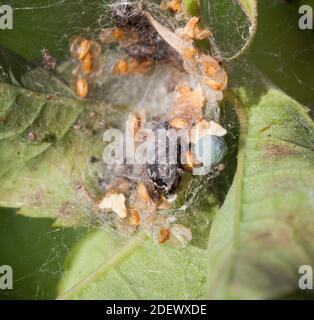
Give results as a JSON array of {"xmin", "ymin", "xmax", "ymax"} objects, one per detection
[
  {"xmin": 73, "ymin": 123, "xmax": 81, "ymax": 131},
  {"xmin": 215, "ymin": 163, "xmax": 225, "ymax": 172},
  {"xmin": 57, "ymin": 201, "xmax": 74, "ymax": 219},
  {"xmin": 27, "ymin": 131, "xmax": 37, "ymax": 142},
  {"xmin": 262, "ymin": 144, "xmax": 299, "ymax": 163},
  {"xmin": 75, "ymin": 182, "xmax": 95, "ymax": 205},
  {"xmin": 252, "ymin": 226, "xmax": 292, "ymax": 248},
  {"xmin": 27, "ymin": 187, "xmax": 45, "ymax": 206},
  {"xmin": 89, "ymin": 111, "xmax": 99, "ymax": 119},
  {"xmin": 46, "ymin": 94, "xmax": 56, "ymax": 101},
  {"xmin": 89, "ymin": 156, "xmax": 100, "ymax": 164}
]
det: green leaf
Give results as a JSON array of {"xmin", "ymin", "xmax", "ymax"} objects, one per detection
[
  {"xmin": 236, "ymin": 0, "xmax": 258, "ymax": 21},
  {"xmin": 1, "ymin": 0, "xmax": 258, "ymax": 62},
  {"xmin": 206, "ymin": 82, "xmax": 314, "ymax": 299},
  {"xmin": 249, "ymin": 1, "xmax": 314, "ymax": 112},
  {"xmin": 57, "ymin": 229, "xmax": 207, "ymax": 299},
  {"xmin": 0, "ymin": 77, "xmax": 120, "ymax": 225},
  {"xmin": 0, "ymin": 73, "xmax": 215, "ymax": 299},
  {"xmin": 0, "ymin": 0, "xmax": 104, "ymax": 60},
  {"xmin": 0, "ymin": 208, "xmax": 86, "ymax": 300},
  {"xmin": 184, "ymin": 0, "xmax": 258, "ymax": 60}
]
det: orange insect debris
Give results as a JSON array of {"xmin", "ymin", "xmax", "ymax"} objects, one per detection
[
  {"xmin": 98, "ymin": 193, "xmax": 128, "ymax": 219},
  {"xmin": 184, "ymin": 151, "xmax": 195, "ymax": 170},
  {"xmin": 196, "ymin": 54, "xmax": 220, "ymax": 77},
  {"xmin": 115, "ymin": 59, "xmax": 129, "ymax": 75},
  {"xmin": 183, "ymin": 47, "xmax": 197, "ymax": 60},
  {"xmin": 70, "ymin": 37, "xmax": 91, "ymax": 61},
  {"xmin": 169, "ymin": 85, "xmax": 205, "ymax": 121},
  {"xmin": 113, "ymin": 58, "xmax": 152, "ymax": 76},
  {"xmin": 204, "ymin": 78, "xmax": 224, "ymax": 91},
  {"xmin": 112, "ymin": 27, "xmax": 125, "ymax": 40},
  {"xmin": 137, "ymin": 182, "xmax": 153, "ymax": 204},
  {"xmin": 176, "ymin": 17, "xmax": 212, "ymax": 41},
  {"xmin": 170, "ymin": 117, "xmax": 189, "ymax": 129},
  {"xmin": 82, "ymin": 52, "xmax": 93, "ymax": 73},
  {"xmin": 76, "ymin": 78, "xmax": 89, "ymax": 98},
  {"xmin": 159, "ymin": 228, "xmax": 171, "ymax": 243},
  {"xmin": 160, "ymin": 0, "xmax": 182, "ymax": 13},
  {"xmin": 129, "ymin": 209, "xmax": 140, "ymax": 226}
]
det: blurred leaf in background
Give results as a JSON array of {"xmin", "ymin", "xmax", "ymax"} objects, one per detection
[
  {"xmin": 0, "ymin": 208, "xmax": 86, "ymax": 299},
  {"xmin": 249, "ymin": 0, "xmax": 314, "ymax": 117}
]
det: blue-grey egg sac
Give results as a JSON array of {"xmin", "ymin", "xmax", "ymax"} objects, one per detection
[{"xmin": 194, "ymin": 134, "xmax": 227, "ymax": 169}]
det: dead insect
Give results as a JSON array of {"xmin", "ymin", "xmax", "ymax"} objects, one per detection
[
  {"xmin": 143, "ymin": 121, "xmax": 184, "ymax": 201},
  {"xmin": 41, "ymin": 49, "xmax": 56, "ymax": 70},
  {"xmin": 98, "ymin": 192, "xmax": 128, "ymax": 219}
]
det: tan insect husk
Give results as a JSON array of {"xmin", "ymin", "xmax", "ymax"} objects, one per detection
[
  {"xmin": 98, "ymin": 193, "xmax": 128, "ymax": 219},
  {"xmin": 176, "ymin": 17, "xmax": 212, "ymax": 40}
]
